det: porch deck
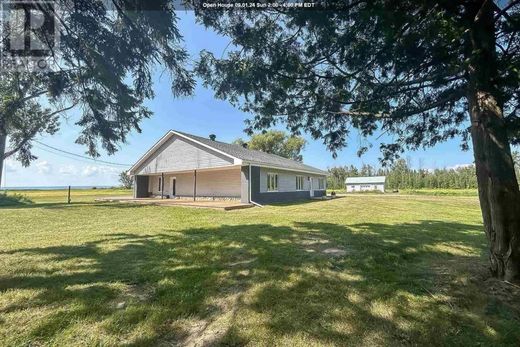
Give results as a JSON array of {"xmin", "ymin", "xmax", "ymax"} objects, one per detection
[{"xmin": 96, "ymin": 196, "xmax": 253, "ymax": 210}]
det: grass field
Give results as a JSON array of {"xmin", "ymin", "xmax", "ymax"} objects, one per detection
[
  {"xmin": 327, "ymin": 188, "xmax": 478, "ymax": 196},
  {"xmin": 398, "ymin": 188, "xmax": 478, "ymax": 196},
  {"xmin": 1, "ymin": 190, "xmax": 519, "ymax": 346}
]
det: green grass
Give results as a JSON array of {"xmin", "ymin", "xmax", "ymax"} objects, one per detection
[
  {"xmin": 0, "ymin": 188, "xmax": 132, "ymax": 204},
  {"xmin": 327, "ymin": 188, "xmax": 479, "ymax": 196},
  {"xmin": 399, "ymin": 188, "xmax": 479, "ymax": 196},
  {"xmin": 0, "ymin": 190, "xmax": 518, "ymax": 346}
]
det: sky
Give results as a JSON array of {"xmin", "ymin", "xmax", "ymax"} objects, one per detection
[{"xmin": 2, "ymin": 11, "xmax": 475, "ymax": 188}]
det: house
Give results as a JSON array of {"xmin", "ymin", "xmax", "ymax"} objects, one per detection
[
  {"xmin": 128, "ymin": 130, "xmax": 328, "ymax": 204},
  {"xmin": 345, "ymin": 176, "xmax": 386, "ymax": 192}
]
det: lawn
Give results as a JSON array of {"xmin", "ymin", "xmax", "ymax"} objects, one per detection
[
  {"xmin": 0, "ymin": 190, "xmax": 519, "ymax": 346},
  {"xmin": 327, "ymin": 188, "xmax": 479, "ymax": 196}
]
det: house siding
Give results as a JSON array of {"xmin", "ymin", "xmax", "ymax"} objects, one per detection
[
  {"xmin": 148, "ymin": 168, "xmax": 241, "ymax": 198},
  {"xmin": 240, "ymin": 166, "xmax": 250, "ymax": 203},
  {"xmin": 197, "ymin": 169, "xmax": 241, "ymax": 197},
  {"xmin": 250, "ymin": 166, "xmax": 327, "ymax": 204},
  {"xmin": 258, "ymin": 167, "xmax": 326, "ymax": 193},
  {"xmin": 134, "ymin": 135, "xmax": 234, "ymax": 175},
  {"xmin": 346, "ymin": 183, "xmax": 385, "ymax": 193}
]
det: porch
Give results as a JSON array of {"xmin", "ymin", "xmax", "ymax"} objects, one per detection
[
  {"xmin": 133, "ymin": 166, "xmax": 247, "ymax": 202},
  {"xmin": 96, "ymin": 196, "xmax": 253, "ymax": 211}
]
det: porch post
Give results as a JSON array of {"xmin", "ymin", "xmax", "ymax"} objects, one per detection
[
  {"xmin": 193, "ymin": 169, "xmax": 197, "ymax": 201},
  {"xmin": 161, "ymin": 172, "xmax": 164, "ymax": 199}
]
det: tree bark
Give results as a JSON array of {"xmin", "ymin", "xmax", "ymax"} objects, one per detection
[
  {"xmin": 0, "ymin": 127, "xmax": 6, "ymax": 188},
  {"xmin": 467, "ymin": 0, "xmax": 520, "ymax": 282},
  {"xmin": 469, "ymin": 92, "xmax": 520, "ymax": 282}
]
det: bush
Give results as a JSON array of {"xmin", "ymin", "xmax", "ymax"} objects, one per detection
[{"xmin": 0, "ymin": 193, "xmax": 33, "ymax": 206}]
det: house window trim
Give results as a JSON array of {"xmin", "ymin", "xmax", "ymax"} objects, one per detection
[
  {"xmin": 296, "ymin": 175, "xmax": 304, "ymax": 191},
  {"xmin": 317, "ymin": 177, "xmax": 325, "ymax": 190},
  {"xmin": 267, "ymin": 172, "xmax": 278, "ymax": 192}
]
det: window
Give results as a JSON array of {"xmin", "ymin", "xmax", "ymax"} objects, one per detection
[
  {"xmin": 158, "ymin": 177, "xmax": 162, "ymax": 191},
  {"xmin": 267, "ymin": 173, "xmax": 278, "ymax": 191},
  {"xmin": 296, "ymin": 175, "xmax": 304, "ymax": 190},
  {"xmin": 318, "ymin": 178, "xmax": 325, "ymax": 189}
]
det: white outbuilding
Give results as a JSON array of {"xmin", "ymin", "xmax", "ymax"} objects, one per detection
[{"xmin": 345, "ymin": 176, "xmax": 386, "ymax": 193}]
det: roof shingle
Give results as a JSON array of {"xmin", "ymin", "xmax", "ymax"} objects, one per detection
[{"xmin": 176, "ymin": 131, "xmax": 327, "ymax": 175}]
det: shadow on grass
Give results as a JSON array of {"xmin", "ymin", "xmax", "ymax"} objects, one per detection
[
  {"xmin": 268, "ymin": 196, "xmax": 345, "ymax": 207},
  {"xmin": 0, "ymin": 201, "xmax": 152, "ymax": 210},
  {"xmin": 0, "ymin": 221, "xmax": 518, "ymax": 345},
  {"xmin": 0, "ymin": 193, "xmax": 33, "ymax": 207}
]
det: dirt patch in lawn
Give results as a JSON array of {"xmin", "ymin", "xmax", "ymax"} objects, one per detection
[
  {"xmin": 295, "ymin": 234, "xmax": 351, "ymax": 257},
  {"xmin": 471, "ymin": 265, "xmax": 520, "ymax": 315},
  {"xmin": 112, "ymin": 283, "xmax": 155, "ymax": 309},
  {"xmin": 429, "ymin": 257, "xmax": 520, "ymax": 320},
  {"xmin": 178, "ymin": 291, "xmax": 242, "ymax": 347},
  {"xmin": 167, "ymin": 255, "xmax": 255, "ymax": 346},
  {"xmin": 226, "ymin": 258, "xmax": 257, "ymax": 267},
  {"xmin": 322, "ymin": 247, "xmax": 348, "ymax": 257}
]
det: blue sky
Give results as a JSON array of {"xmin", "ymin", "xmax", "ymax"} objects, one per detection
[{"xmin": 2, "ymin": 11, "xmax": 474, "ymax": 188}]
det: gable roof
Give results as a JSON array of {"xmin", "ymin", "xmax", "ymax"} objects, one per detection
[
  {"xmin": 129, "ymin": 130, "xmax": 328, "ymax": 176},
  {"xmin": 345, "ymin": 176, "xmax": 386, "ymax": 184}
]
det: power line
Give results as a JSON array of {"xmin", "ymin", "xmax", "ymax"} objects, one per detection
[
  {"xmin": 34, "ymin": 141, "xmax": 131, "ymax": 167},
  {"xmin": 33, "ymin": 144, "xmax": 114, "ymax": 167},
  {"xmin": 33, "ymin": 140, "xmax": 132, "ymax": 167}
]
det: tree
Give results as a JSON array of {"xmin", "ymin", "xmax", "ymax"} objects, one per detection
[
  {"xmin": 232, "ymin": 137, "xmax": 248, "ymax": 148},
  {"xmin": 234, "ymin": 130, "xmax": 306, "ymax": 161},
  {"xmin": 513, "ymin": 151, "xmax": 520, "ymax": 184},
  {"xmin": 195, "ymin": 2, "xmax": 520, "ymax": 281},
  {"xmin": 119, "ymin": 170, "xmax": 133, "ymax": 189},
  {"xmin": 329, "ymin": 162, "xmax": 478, "ymax": 190},
  {"xmin": 0, "ymin": 0, "xmax": 194, "ymax": 186},
  {"xmin": 327, "ymin": 164, "xmax": 365, "ymax": 189}
]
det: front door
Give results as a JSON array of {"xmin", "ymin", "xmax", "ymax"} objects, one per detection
[
  {"xmin": 170, "ymin": 177, "xmax": 176, "ymax": 196},
  {"xmin": 309, "ymin": 177, "xmax": 314, "ymax": 197}
]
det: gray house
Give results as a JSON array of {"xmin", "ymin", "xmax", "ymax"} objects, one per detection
[
  {"xmin": 128, "ymin": 130, "xmax": 327, "ymax": 204},
  {"xmin": 345, "ymin": 176, "xmax": 386, "ymax": 193}
]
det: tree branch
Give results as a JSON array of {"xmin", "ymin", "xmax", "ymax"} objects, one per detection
[
  {"xmin": 494, "ymin": 0, "xmax": 520, "ymax": 22},
  {"xmin": 2, "ymin": 103, "xmax": 77, "ymax": 160}
]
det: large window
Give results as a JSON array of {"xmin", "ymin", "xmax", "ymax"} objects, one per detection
[
  {"xmin": 267, "ymin": 173, "xmax": 278, "ymax": 191},
  {"xmin": 318, "ymin": 178, "xmax": 325, "ymax": 190},
  {"xmin": 296, "ymin": 175, "xmax": 304, "ymax": 190}
]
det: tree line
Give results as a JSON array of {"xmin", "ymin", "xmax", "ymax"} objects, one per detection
[{"xmin": 328, "ymin": 153, "xmax": 520, "ymax": 191}]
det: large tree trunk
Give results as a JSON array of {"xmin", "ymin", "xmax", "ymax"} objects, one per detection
[
  {"xmin": 467, "ymin": 0, "xmax": 520, "ymax": 282},
  {"xmin": 469, "ymin": 92, "xmax": 520, "ymax": 282},
  {"xmin": 0, "ymin": 128, "xmax": 6, "ymax": 188}
]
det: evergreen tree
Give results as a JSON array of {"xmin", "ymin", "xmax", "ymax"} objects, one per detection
[
  {"xmin": 0, "ymin": 1, "xmax": 194, "ymax": 186},
  {"xmin": 195, "ymin": 2, "xmax": 520, "ymax": 281}
]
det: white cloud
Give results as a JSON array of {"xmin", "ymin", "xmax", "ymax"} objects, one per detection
[
  {"xmin": 2, "ymin": 160, "xmax": 122, "ymax": 187},
  {"xmin": 4, "ymin": 159, "xmax": 20, "ymax": 173},
  {"xmin": 35, "ymin": 160, "xmax": 52, "ymax": 174},
  {"xmin": 81, "ymin": 165, "xmax": 120, "ymax": 177},
  {"xmin": 58, "ymin": 164, "xmax": 78, "ymax": 175}
]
